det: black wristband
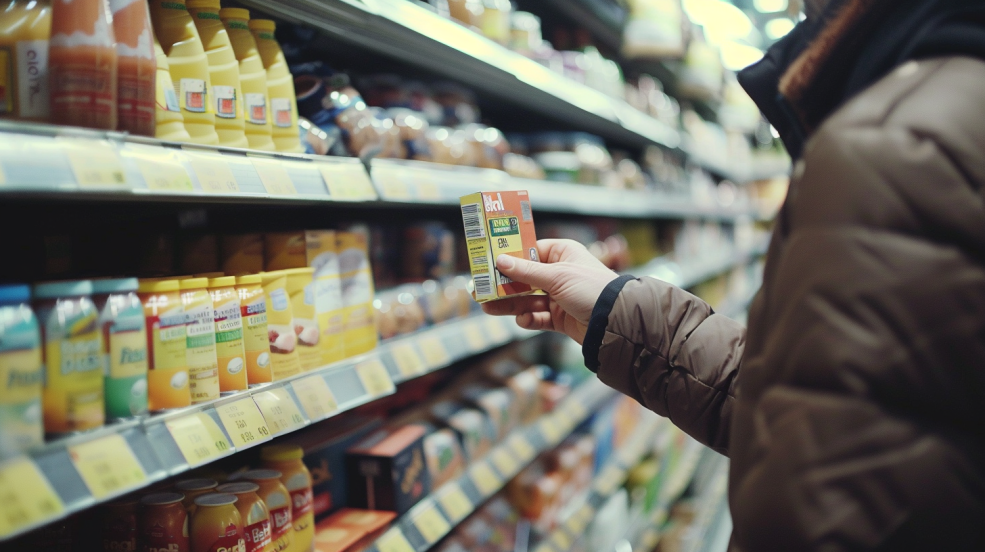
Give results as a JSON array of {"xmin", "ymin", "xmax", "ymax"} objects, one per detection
[{"xmin": 582, "ymin": 275, "xmax": 636, "ymax": 373}]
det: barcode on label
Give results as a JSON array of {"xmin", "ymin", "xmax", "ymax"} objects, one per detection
[
  {"xmin": 473, "ymin": 275, "xmax": 493, "ymax": 296},
  {"xmin": 472, "ymin": 254, "xmax": 488, "ymax": 267},
  {"xmin": 520, "ymin": 200, "xmax": 532, "ymax": 221},
  {"xmin": 462, "ymin": 203, "xmax": 485, "ymax": 239}
]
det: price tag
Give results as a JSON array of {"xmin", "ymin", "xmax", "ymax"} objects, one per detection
[
  {"xmin": 187, "ymin": 151, "xmax": 240, "ymax": 193},
  {"xmin": 356, "ymin": 359, "xmax": 395, "ymax": 397},
  {"xmin": 253, "ymin": 388, "xmax": 307, "ymax": 435},
  {"xmin": 291, "ymin": 375, "xmax": 338, "ymax": 421},
  {"xmin": 375, "ymin": 527, "xmax": 415, "ymax": 552},
  {"xmin": 418, "ymin": 335, "xmax": 451, "ymax": 368},
  {"xmin": 126, "ymin": 145, "xmax": 193, "ymax": 192},
  {"xmin": 319, "ymin": 163, "xmax": 377, "ymax": 200},
  {"xmin": 509, "ymin": 435, "xmax": 536, "ymax": 461},
  {"xmin": 469, "ymin": 463, "xmax": 502, "ymax": 496},
  {"xmin": 68, "ymin": 434, "xmax": 147, "ymax": 499},
  {"xmin": 252, "ymin": 157, "xmax": 297, "ymax": 195},
  {"xmin": 539, "ymin": 417, "xmax": 563, "ymax": 444},
  {"xmin": 415, "ymin": 178, "xmax": 441, "ymax": 200},
  {"xmin": 0, "ymin": 457, "xmax": 64, "ymax": 536},
  {"xmin": 61, "ymin": 138, "xmax": 127, "ymax": 187},
  {"xmin": 390, "ymin": 343, "xmax": 427, "ymax": 378},
  {"xmin": 491, "ymin": 448, "xmax": 519, "ymax": 477},
  {"xmin": 484, "ymin": 317, "xmax": 511, "ymax": 343},
  {"xmin": 435, "ymin": 483, "xmax": 472, "ymax": 523},
  {"xmin": 462, "ymin": 322, "xmax": 488, "ymax": 351},
  {"xmin": 409, "ymin": 501, "xmax": 451, "ymax": 544},
  {"xmin": 166, "ymin": 412, "xmax": 233, "ymax": 467},
  {"xmin": 375, "ymin": 171, "xmax": 411, "ymax": 199},
  {"xmin": 216, "ymin": 397, "xmax": 272, "ymax": 449}
]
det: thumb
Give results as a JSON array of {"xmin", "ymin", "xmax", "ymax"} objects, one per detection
[{"xmin": 497, "ymin": 254, "xmax": 557, "ymax": 291}]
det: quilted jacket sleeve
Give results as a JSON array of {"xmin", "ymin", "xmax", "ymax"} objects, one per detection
[{"xmin": 584, "ymin": 276, "xmax": 746, "ymax": 456}]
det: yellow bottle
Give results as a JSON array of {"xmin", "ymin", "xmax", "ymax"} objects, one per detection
[
  {"xmin": 187, "ymin": 0, "xmax": 248, "ymax": 148},
  {"xmin": 153, "ymin": 33, "xmax": 190, "ymax": 141},
  {"xmin": 149, "ymin": 0, "xmax": 219, "ymax": 145},
  {"xmin": 249, "ymin": 19, "xmax": 302, "ymax": 153},
  {"xmin": 219, "ymin": 8, "xmax": 275, "ymax": 152}
]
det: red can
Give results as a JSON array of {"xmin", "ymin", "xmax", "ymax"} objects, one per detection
[
  {"xmin": 139, "ymin": 493, "xmax": 190, "ymax": 552},
  {"xmin": 103, "ymin": 499, "xmax": 139, "ymax": 552}
]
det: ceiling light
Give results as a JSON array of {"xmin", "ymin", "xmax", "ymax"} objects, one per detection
[
  {"xmin": 720, "ymin": 40, "xmax": 764, "ymax": 71},
  {"xmin": 765, "ymin": 18, "xmax": 795, "ymax": 39},
  {"xmin": 754, "ymin": 0, "xmax": 788, "ymax": 12},
  {"xmin": 683, "ymin": 0, "xmax": 754, "ymax": 45}
]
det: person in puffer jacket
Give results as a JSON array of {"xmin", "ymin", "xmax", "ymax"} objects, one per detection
[{"xmin": 481, "ymin": 0, "xmax": 985, "ymax": 550}]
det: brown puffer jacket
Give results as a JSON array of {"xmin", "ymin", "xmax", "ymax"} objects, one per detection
[{"xmin": 586, "ymin": 31, "xmax": 985, "ymax": 552}]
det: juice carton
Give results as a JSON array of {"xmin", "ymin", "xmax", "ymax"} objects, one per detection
[{"xmin": 459, "ymin": 191, "xmax": 540, "ymax": 302}]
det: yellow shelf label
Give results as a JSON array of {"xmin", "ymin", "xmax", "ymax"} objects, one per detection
[
  {"xmin": 484, "ymin": 317, "xmax": 511, "ymax": 343},
  {"xmin": 319, "ymin": 163, "xmax": 377, "ymax": 200},
  {"xmin": 410, "ymin": 502, "xmax": 451, "ymax": 544},
  {"xmin": 187, "ymin": 151, "xmax": 240, "ymax": 193},
  {"xmin": 376, "ymin": 172, "xmax": 412, "ymax": 200},
  {"xmin": 291, "ymin": 375, "xmax": 338, "ymax": 421},
  {"xmin": 469, "ymin": 462, "xmax": 502, "ymax": 497},
  {"xmin": 491, "ymin": 447, "xmax": 519, "ymax": 477},
  {"xmin": 391, "ymin": 343, "xmax": 427, "ymax": 378},
  {"xmin": 463, "ymin": 322, "xmax": 488, "ymax": 351},
  {"xmin": 252, "ymin": 157, "xmax": 297, "ymax": 195},
  {"xmin": 435, "ymin": 482, "xmax": 472, "ymax": 523},
  {"xmin": 356, "ymin": 359, "xmax": 395, "ymax": 397},
  {"xmin": 508, "ymin": 435, "xmax": 536, "ymax": 462},
  {"xmin": 0, "ymin": 457, "xmax": 64, "ymax": 536},
  {"xmin": 418, "ymin": 335, "xmax": 451, "ymax": 368},
  {"xmin": 376, "ymin": 528, "xmax": 415, "ymax": 552},
  {"xmin": 216, "ymin": 397, "xmax": 272, "ymax": 449},
  {"xmin": 166, "ymin": 413, "xmax": 232, "ymax": 466},
  {"xmin": 68, "ymin": 434, "xmax": 147, "ymax": 499},
  {"xmin": 539, "ymin": 417, "xmax": 564, "ymax": 444},
  {"xmin": 126, "ymin": 146, "xmax": 193, "ymax": 192},
  {"xmin": 253, "ymin": 388, "xmax": 307, "ymax": 435},
  {"xmin": 62, "ymin": 138, "xmax": 128, "ymax": 187}
]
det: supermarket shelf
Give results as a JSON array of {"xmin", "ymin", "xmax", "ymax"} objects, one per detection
[
  {"xmin": 239, "ymin": 0, "xmax": 680, "ymax": 151},
  {"xmin": 630, "ymin": 443, "xmax": 711, "ymax": 552},
  {"xmin": 687, "ymin": 149, "xmax": 792, "ymax": 185},
  {"xmin": 365, "ymin": 379, "xmax": 618, "ymax": 552},
  {"xmin": 682, "ymin": 456, "xmax": 730, "ymax": 552},
  {"xmin": 0, "ymin": 311, "xmax": 530, "ymax": 542},
  {"xmin": 636, "ymin": 234, "xmax": 771, "ymax": 291}
]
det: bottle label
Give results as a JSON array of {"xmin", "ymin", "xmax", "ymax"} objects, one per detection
[
  {"xmin": 271, "ymin": 98, "xmax": 292, "ymax": 128},
  {"xmin": 205, "ymin": 523, "xmax": 244, "ymax": 552},
  {"xmin": 213, "ymin": 85, "xmax": 237, "ymax": 119},
  {"xmin": 245, "ymin": 93, "xmax": 267, "ymax": 125},
  {"xmin": 268, "ymin": 505, "xmax": 291, "ymax": 551},
  {"xmin": 243, "ymin": 519, "xmax": 271, "ymax": 552},
  {"xmin": 180, "ymin": 78, "xmax": 208, "ymax": 113},
  {"xmin": 15, "ymin": 40, "xmax": 49, "ymax": 119},
  {"xmin": 0, "ymin": 47, "xmax": 11, "ymax": 114}
]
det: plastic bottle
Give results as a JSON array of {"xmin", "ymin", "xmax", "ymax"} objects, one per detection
[
  {"xmin": 149, "ymin": 0, "xmax": 219, "ymax": 144},
  {"xmin": 187, "ymin": 0, "xmax": 247, "ymax": 148},
  {"xmin": 109, "ymin": 0, "xmax": 156, "ymax": 136},
  {"xmin": 219, "ymin": 8, "xmax": 274, "ymax": 151},
  {"xmin": 153, "ymin": 31, "xmax": 188, "ymax": 140},
  {"xmin": 260, "ymin": 445, "xmax": 313, "ymax": 552},
  {"xmin": 33, "ymin": 280, "xmax": 105, "ymax": 434},
  {"xmin": 92, "ymin": 278, "xmax": 149, "ymax": 421},
  {"xmin": 49, "ymin": 0, "xmax": 118, "ymax": 129},
  {"xmin": 179, "ymin": 277, "xmax": 220, "ymax": 404},
  {"xmin": 208, "ymin": 276, "xmax": 247, "ymax": 394},
  {"xmin": 248, "ymin": 19, "xmax": 301, "ymax": 153},
  {"xmin": 0, "ymin": 284, "xmax": 43, "ymax": 458},
  {"xmin": 0, "ymin": 0, "xmax": 52, "ymax": 121}
]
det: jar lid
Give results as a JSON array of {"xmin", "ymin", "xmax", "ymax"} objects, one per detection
[
  {"xmin": 174, "ymin": 478, "xmax": 218, "ymax": 492},
  {"xmin": 138, "ymin": 279, "xmax": 179, "ymax": 293},
  {"xmin": 141, "ymin": 492, "xmax": 185, "ymax": 506},
  {"xmin": 260, "ymin": 444, "xmax": 304, "ymax": 462},
  {"xmin": 34, "ymin": 280, "xmax": 93, "ymax": 299},
  {"xmin": 219, "ymin": 7, "xmax": 249, "ymax": 20},
  {"xmin": 91, "ymin": 277, "xmax": 139, "ymax": 295},
  {"xmin": 194, "ymin": 493, "xmax": 238, "ymax": 507},
  {"xmin": 236, "ymin": 274, "xmax": 262, "ymax": 285},
  {"xmin": 249, "ymin": 19, "xmax": 276, "ymax": 32},
  {"xmin": 0, "ymin": 284, "xmax": 31, "ymax": 305},
  {"xmin": 216, "ymin": 482, "xmax": 260, "ymax": 494},
  {"xmin": 179, "ymin": 277, "xmax": 209, "ymax": 291},
  {"xmin": 208, "ymin": 276, "xmax": 237, "ymax": 288},
  {"xmin": 240, "ymin": 469, "xmax": 283, "ymax": 481}
]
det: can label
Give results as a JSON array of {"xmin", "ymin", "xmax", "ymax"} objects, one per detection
[
  {"xmin": 268, "ymin": 505, "xmax": 292, "ymax": 552},
  {"xmin": 243, "ymin": 519, "xmax": 271, "ymax": 552},
  {"xmin": 0, "ymin": 305, "xmax": 43, "ymax": 454},
  {"xmin": 205, "ymin": 523, "xmax": 244, "ymax": 552}
]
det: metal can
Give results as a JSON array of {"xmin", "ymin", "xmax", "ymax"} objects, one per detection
[
  {"xmin": 103, "ymin": 499, "xmax": 138, "ymax": 552},
  {"xmin": 139, "ymin": 492, "xmax": 190, "ymax": 552},
  {"xmin": 216, "ymin": 482, "xmax": 271, "ymax": 552},
  {"xmin": 175, "ymin": 479, "xmax": 219, "ymax": 516},
  {"xmin": 190, "ymin": 493, "xmax": 244, "ymax": 552},
  {"xmin": 241, "ymin": 470, "xmax": 293, "ymax": 552}
]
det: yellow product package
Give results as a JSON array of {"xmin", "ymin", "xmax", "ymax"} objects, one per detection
[
  {"xmin": 337, "ymin": 231, "xmax": 377, "ymax": 356},
  {"xmin": 235, "ymin": 275, "xmax": 272, "ymax": 387},
  {"xmin": 305, "ymin": 230, "xmax": 344, "ymax": 365},
  {"xmin": 179, "ymin": 278, "xmax": 221, "ymax": 403},
  {"xmin": 282, "ymin": 268, "xmax": 321, "ymax": 371},
  {"xmin": 138, "ymin": 279, "xmax": 191, "ymax": 411},
  {"xmin": 259, "ymin": 272, "xmax": 302, "ymax": 380},
  {"xmin": 208, "ymin": 277, "xmax": 248, "ymax": 393}
]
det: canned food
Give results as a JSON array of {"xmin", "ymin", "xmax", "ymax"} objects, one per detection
[
  {"xmin": 175, "ymin": 479, "xmax": 218, "ymax": 516},
  {"xmin": 139, "ymin": 492, "xmax": 189, "ymax": 552},
  {"xmin": 216, "ymin": 482, "xmax": 271, "ymax": 552},
  {"xmin": 190, "ymin": 493, "xmax": 243, "ymax": 552},
  {"xmin": 102, "ymin": 499, "xmax": 138, "ymax": 552},
  {"xmin": 241, "ymin": 469, "xmax": 293, "ymax": 552}
]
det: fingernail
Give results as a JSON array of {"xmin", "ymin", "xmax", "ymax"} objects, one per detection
[{"xmin": 497, "ymin": 255, "xmax": 515, "ymax": 270}]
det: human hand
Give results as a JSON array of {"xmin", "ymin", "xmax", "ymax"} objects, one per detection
[{"xmin": 481, "ymin": 239, "xmax": 619, "ymax": 344}]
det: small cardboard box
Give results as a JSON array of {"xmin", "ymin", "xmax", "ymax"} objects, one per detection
[
  {"xmin": 459, "ymin": 191, "xmax": 540, "ymax": 302},
  {"xmin": 345, "ymin": 424, "xmax": 431, "ymax": 514}
]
